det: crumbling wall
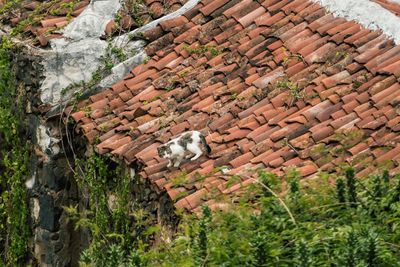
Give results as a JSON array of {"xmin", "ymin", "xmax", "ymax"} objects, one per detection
[
  {"xmin": 11, "ymin": 46, "xmax": 86, "ymax": 266},
  {"xmin": 1, "ymin": 0, "xmax": 203, "ymax": 265},
  {"xmin": 13, "ymin": 41, "xmax": 178, "ymax": 267}
]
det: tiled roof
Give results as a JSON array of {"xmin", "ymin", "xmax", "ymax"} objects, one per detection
[
  {"xmin": 68, "ymin": 0, "xmax": 400, "ymax": 213},
  {"xmin": 373, "ymin": 0, "xmax": 400, "ymax": 16},
  {"xmin": 0, "ymin": 0, "xmax": 187, "ymax": 46},
  {"xmin": 0, "ymin": 0, "xmax": 90, "ymax": 46},
  {"xmin": 144, "ymin": 0, "xmax": 189, "ymax": 18},
  {"xmin": 105, "ymin": 0, "xmax": 189, "ymax": 36}
]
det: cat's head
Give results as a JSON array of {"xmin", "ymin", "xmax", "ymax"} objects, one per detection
[{"xmin": 157, "ymin": 144, "xmax": 172, "ymax": 159}]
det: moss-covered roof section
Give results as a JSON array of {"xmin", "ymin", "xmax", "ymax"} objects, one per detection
[{"xmin": 0, "ymin": 0, "xmax": 188, "ymax": 46}]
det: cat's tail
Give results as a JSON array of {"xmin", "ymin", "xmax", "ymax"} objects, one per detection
[{"xmin": 200, "ymin": 134, "xmax": 212, "ymax": 154}]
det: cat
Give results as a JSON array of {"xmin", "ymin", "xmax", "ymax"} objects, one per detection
[{"xmin": 157, "ymin": 130, "xmax": 211, "ymax": 168}]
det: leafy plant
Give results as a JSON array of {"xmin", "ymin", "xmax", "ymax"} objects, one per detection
[
  {"xmin": 0, "ymin": 37, "xmax": 30, "ymax": 265},
  {"xmin": 133, "ymin": 169, "xmax": 400, "ymax": 266},
  {"xmin": 276, "ymin": 80, "xmax": 304, "ymax": 105},
  {"xmin": 182, "ymin": 44, "xmax": 224, "ymax": 57},
  {"xmin": 346, "ymin": 167, "xmax": 357, "ymax": 207},
  {"xmin": 336, "ymin": 177, "xmax": 346, "ymax": 204}
]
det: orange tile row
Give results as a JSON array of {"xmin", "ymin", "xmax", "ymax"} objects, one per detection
[{"xmin": 69, "ymin": 0, "xmax": 400, "ymax": 212}]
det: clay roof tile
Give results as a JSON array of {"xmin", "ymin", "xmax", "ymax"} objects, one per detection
[
  {"xmin": 41, "ymin": 17, "xmax": 68, "ymax": 28},
  {"xmin": 379, "ymin": 60, "xmax": 400, "ymax": 77},
  {"xmin": 321, "ymin": 70, "xmax": 351, "ymax": 88},
  {"xmin": 238, "ymin": 6, "xmax": 266, "ymax": 28},
  {"xmin": 66, "ymin": 0, "xmax": 400, "ymax": 213},
  {"xmin": 373, "ymin": 0, "xmax": 400, "ymax": 16},
  {"xmin": 311, "ymin": 125, "xmax": 334, "ymax": 142},
  {"xmin": 355, "ymin": 40, "xmax": 394, "ymax": 64},
  {"xmin": 256, "ymin": 11, "xmax": 285, "ymax": 26},
  {"xmin": 330, "ymin": 24, "xmax": 362, "ymax": 44},
  {"xmin": 299, "ymin": 163, "xmax": 318, "ymax": 176},
  {"xmin": 159, "ymin": 16, "xmax": 189, "ymax": 31},
  {"xmin": 342, "ymin": 28, "xmax": 371, "ymax": 45},
  {"xmin": 229, "ymin": 152, "xmax": 254, "ymax": 168}
]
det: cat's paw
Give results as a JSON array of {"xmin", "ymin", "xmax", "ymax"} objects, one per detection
[{"xmin": 191, "ymin": 153, "xmax": 202, "ymax": 161}]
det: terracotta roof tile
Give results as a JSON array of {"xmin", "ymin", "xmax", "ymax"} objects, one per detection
[
  {"xmin": 342, "ymin": 28, "xmax": 370, "ymax": 45},
  {"xmin": 68, "ymin": 0, "xmax": 400, "ymax": 212},
  {"xmin": 373, "ymin": 0, "xmax": 400, "ymax": 17},
  {"xmin": 238, "ymin": 6, "xmax": 266, "ymax": 27},
  {"xmin": 4, "ymin": 0, "xmax": 188, "ymax": 47}
]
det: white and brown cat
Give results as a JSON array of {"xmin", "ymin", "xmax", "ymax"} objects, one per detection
[{"xmin": 157, "ymin": 130, "xmax": 211, "ymax": 168}]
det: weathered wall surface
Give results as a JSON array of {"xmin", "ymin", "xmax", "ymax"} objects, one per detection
[
  {"xmin": 11, "ymin": 46, "xmax": 85, "ymax": 266},
  {"xmin": 3, "ymin": 0, "xmax": 201, "ymax": 265},
  {"xmin": 40, "ymin": 0, "xmax": 121, "ymax": 105},
  {"xmin": 1, "ymin": 33, "xmax": 179, "ymax": 266}
]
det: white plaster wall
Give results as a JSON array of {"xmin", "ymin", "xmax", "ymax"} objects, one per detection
[{"xmin": 39, "ymin": 0, "xmax": 121, "ymax": 105}]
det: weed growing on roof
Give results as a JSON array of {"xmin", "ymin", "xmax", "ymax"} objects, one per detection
[
  {"xmin": 179, "ymin": 70, "xmax": 189, "ymax": 77},
  {"xmin": 325, "ymin": 50, "xmax": 349, "ymax": 65},
  {"xmin": 363, "ymin": 72, "xmax": 370, "ymax": 81},
  {"xmin": 119, "ymin": 0, "xmax": 147, "ymax": 28},
  {"xmin": 128, "ymin": 31, "xmax": 145, "ymax": 41},
  {"xmin": 276, "ymin": 80, "xmax": 304, "ymax": 105},
  {"xmin": 129, "ymin": 0, "xmax": 144, "ymax": 26},
  {"xmin": 110, "ymin": 46, "xmax": 127, "ymax": 62},
  {"xmin": 171, "ymin": 171, "xmax": 188, "ymax": 188},
  {"xmin": 10, "ymin": 0, "xmax": 66, "ymax": 36},
  {"xmin": 175, "ymin": 191, "xmax": 189, "ymax": 202},
  {"xmin": 143, "ymin": 55, "xmax": 151, "ymax": 64},
  {"xmin": 225, "ymin": 174, "xmax": 240, "ymax": 189},
  {"xmin": 127, "ymin": 126, "xmax": 137, "ymax": 135},
  {"xmin": 114, "ymin": 12, "xmax": 122, "ymax": 26},
  {"xmin": 281, "ymin": 47, "xmax": 306, "ymax": 66},
  {"xmin": 143, "ymin": 95, "xmax": 160, "ymax": 105},
  {"xmin": 182, "ymin": 44, "xmax": 224, "ymax": 57},
  {"xmin": 0, "ymin": 0, "xmax": 24, "ymax": 14},
  {"xmin": 352, "ymin": 79, "xmax": 363, "ymax": 89},
  {"xmin": 80, "ymin": 106, "xmax": 92, "ymax": 117},
  {"xmin": 165, "ymin": 83, "xmax": 177, "ymax": 92},
  {"xmin": 310, "ymin": 143, "xmax": 334, "ymax": 166},
  {"xmin": 332, "ymin": 129, "xmax": 364, "ymax": 150},
  {"xmin": 98, "ymin": 124, "xmax": 109, "ymax": 133},
  {"xmin": 0, "ymin": 37, "xmax": 30, "ymax": 265}
]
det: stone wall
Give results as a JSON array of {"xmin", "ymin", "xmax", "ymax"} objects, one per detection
[
  {"xmin": 10, "ymin": 45, "xmax": 86, "ymax": 266},
  {"xmin": 1, "ymin": 0, "xmax": 204, "ymax": 263},
  {"xmin": 6, "ymin": 38, "xmax": 179, "ymax": 267}
]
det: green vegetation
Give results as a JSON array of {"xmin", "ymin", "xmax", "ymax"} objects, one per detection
[
  {"xmin": 282, "ymin": 47, "xmax": 305, "ymax": 66},
  {"xmin": 9, "ymin": 0, "xmax": 80, "ymax": 36},
  {"xmin": 74, "ymin": 164, "xmax": 400, "ymax": 266},
  {"xmin": 61, "ymin": 50, "xmax": 114, "ymax": 101},
  {"xmin": 67, "ymin": 154, "xmax": 157, "ymax": 267},
  {"xmin": 182, "ymin": 44, "xmax": 225, "ymax": 57},
  {"xmin": 0, "ymin": 37, "xmax": 30, "ymax": 265},
  {"xmin": 0, "ymin": 0, "xmax": 24, "ymax": 15},
  {"xmin": 128, "ymin": 0, "xmax": 144, "ymax": 27},
  {"xmin": 141, "ymin": 168, "xmax": 400, "ymax": 266},
  {"xmin": 110, "ymin": 46, "xmax": 127, "ymax": 62},
  {"xmin": 276, "ymin": 80, "xmax": 304, "ymax": 105},
  {"xmin": 61, "ymin": 39, "xmax": 139, "ymax": 103}
]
